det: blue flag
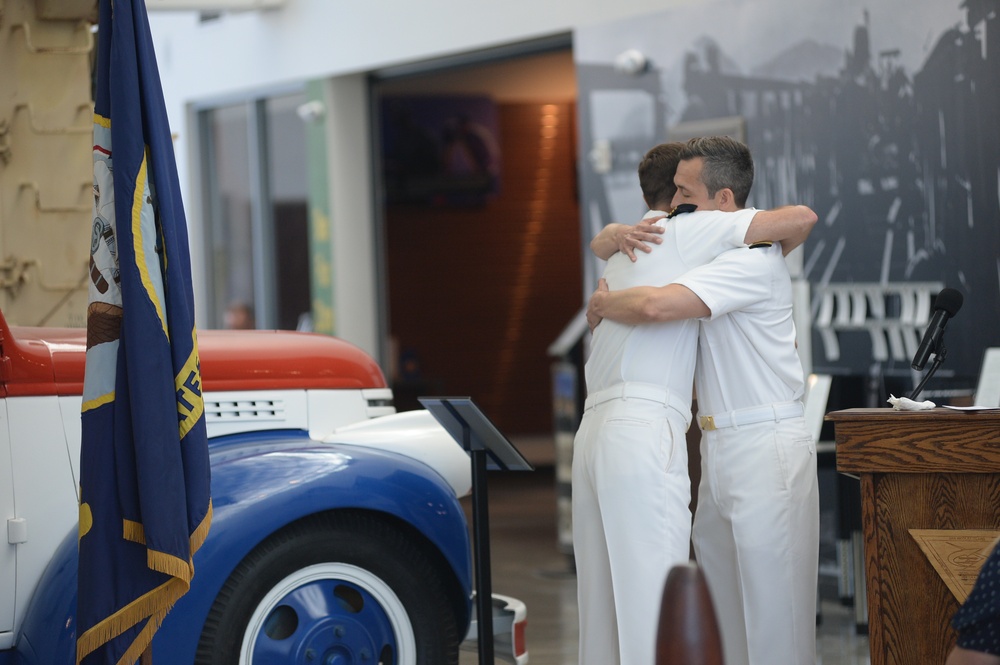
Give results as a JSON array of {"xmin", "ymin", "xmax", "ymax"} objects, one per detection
[{"xmin": 78, "ymin": 0, "xmax": 212, "ymax": 662}]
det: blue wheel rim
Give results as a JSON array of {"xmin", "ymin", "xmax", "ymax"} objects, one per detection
[{"xmin": 241, "ymin": 564, "xmax": 412, "ymax": 664}]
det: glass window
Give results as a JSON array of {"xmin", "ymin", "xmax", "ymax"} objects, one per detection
[
  {"xmin": 265, "ymin": 95, "xmax": 312, "ymax": 332},
  {"xmin": 199, "ymin": 92, "xmax": 311, "ymax": 330}
]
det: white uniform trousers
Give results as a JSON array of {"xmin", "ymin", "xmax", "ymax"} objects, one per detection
[
  {"xmin": 572, "ymin": 395, "xmax": 692, "ymax": 665},
  {"xmin": 692, "ymin": 415, "xmax": 819, "ymax": 665}
]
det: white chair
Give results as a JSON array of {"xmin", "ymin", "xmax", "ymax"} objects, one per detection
[
  {"xmin": 973, "ymin": 348, "xmax": 1000, "ymax": 407},
  {"xmin": 803, "ymin": 373, "xmax": 832, "ymax": 451}
]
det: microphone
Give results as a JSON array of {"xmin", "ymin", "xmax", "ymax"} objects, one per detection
[{"xmin": 911, "ymin": 288, "xmax": 963, "ymax": 371}]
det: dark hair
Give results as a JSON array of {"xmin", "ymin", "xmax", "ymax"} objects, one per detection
[
  {"xmin": 637, "ymin": 142, "xmax": 684, "ymax": 209},
  {"xmin": 679, "ymin": 136, "xmax": 754, "ymax": 207}
]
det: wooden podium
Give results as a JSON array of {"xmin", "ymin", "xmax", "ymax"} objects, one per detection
[{"xmin": 828, "ymin": 408, "xmax": 1000, "ymax": 665}]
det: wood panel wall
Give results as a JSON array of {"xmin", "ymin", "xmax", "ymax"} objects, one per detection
[{"xmin": 386, "ymin": 101, "xmax": 581, "ymax": 435}]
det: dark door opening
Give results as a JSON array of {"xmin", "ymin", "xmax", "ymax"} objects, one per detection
[{"xmin": 373, "ymin": 47, "xmax": 582, "ymax": 439}]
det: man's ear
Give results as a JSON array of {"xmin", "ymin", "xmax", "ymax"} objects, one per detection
[{"xmin": 715, "ymin": 187, "xmax": 737, "ymax": 211}]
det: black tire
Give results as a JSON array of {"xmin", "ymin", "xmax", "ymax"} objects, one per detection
[{"xmin": 195, "ymin": 512, "xmax": 461, "ymax": 665}]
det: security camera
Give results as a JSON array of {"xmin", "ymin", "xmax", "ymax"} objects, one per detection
[
  {"xmin": 614, "ymin": 49, "xmax": 649, "ymax": 75},
  {"xmin": 296, "ymin": 100, "xmax": 325, "ymax": 123}
]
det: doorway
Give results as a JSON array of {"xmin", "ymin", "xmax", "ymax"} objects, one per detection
[{"xmin": 373, "ymin": 46, "xmax": 582, "ymax": 438}]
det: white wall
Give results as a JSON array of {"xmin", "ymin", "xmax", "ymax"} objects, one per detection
[
  {"xmin": 149, "ymin": 0, "xmax": 681, "ymax": 354},
  {"xmin": 150, "ymin": 0, "xmax": 679, "ymax": 100}
]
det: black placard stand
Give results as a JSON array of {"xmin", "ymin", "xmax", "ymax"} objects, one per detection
[{"xmin": 419, "ymin": 397, "xmax": 533, "ymax": 665}]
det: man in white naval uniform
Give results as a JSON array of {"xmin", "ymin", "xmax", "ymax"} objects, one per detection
[
  {"xmin": 587, "ymin": 136, "xmax": 820, "ymax": 665},
  {"xmin": 574, "ymin": 142, "xmax": 817, "ymax": 665}
]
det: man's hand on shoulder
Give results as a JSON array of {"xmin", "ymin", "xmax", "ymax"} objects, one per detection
[
  {"xmin": 586, "ymin": 278, "xmax": 610, "ymax": 332},
  {"xmin": 617, "ymin": 217, "xmax": 665, "ymax": 261},
  {"xmin": 591, "ymin": 216, "xmax": 666, "ymax": 261}
]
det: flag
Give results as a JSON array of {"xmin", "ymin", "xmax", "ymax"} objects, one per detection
[{"xmin": 78, "ymin": 0, "xmax": 212, "ymax": 662}]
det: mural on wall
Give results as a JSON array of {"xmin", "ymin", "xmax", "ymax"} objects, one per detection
[{"xmin": 575, "ymin": 0, "xmax": 999, "ymax": 387}]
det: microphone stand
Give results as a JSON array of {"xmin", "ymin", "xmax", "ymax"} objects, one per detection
[{"xmin": 909, "ymin": 341, "xmax": 947, "ymax": 400}]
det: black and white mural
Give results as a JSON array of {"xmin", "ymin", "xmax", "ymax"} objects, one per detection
[{"xmin": 575, "ymin": 0, "xmax": 999, "ymax": 389}]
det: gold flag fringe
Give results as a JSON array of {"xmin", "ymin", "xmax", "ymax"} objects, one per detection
[{"xmin": 78, "ymin": 503, "xmax": 213, "ymax": 663}]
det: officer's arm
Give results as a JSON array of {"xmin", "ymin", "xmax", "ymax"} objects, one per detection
[
  {"xmin": 945, "ymin": 646, "xmax": 1000, "ymax": 665},
  {"xmin": 743, "ymin": 205, "xmax": 817, "ymax": 255},
  {"xmin": 587, "ymin": 278, "xmax": 708, "ymax": 330},
  {"xmin": 590, "ymin": 217, "xmax": 666, "ymax": 261}
]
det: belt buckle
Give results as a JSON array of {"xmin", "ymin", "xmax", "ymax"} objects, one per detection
[{"xmin": 699, "ymin": 415, "xmax": 716, "ymax": 431}]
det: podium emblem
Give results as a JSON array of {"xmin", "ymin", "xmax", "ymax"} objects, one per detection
[{"xmin": 909, "ymin": 529, "xmax": 1000, "ymax": 602}]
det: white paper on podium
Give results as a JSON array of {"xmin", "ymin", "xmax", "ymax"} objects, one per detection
[{"xmin": 942, "ymin": 405, "xmax": 1000, "ymax": 412}]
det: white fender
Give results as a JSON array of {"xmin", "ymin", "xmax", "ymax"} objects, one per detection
[{"xmin": 326, "ymin": 410, "xmax": 472, "ymax": 497}]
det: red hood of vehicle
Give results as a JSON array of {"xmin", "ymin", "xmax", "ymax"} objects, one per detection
[{"xmin": 0, "ymin": 323, "xmax": 388, "ymax": 397}]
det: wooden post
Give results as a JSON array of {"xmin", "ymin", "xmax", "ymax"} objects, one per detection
[{"xmin": 656, "ymin": 562, "xmax": 724, "ymax": 665}]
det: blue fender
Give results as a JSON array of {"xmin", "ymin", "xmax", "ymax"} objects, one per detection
[
  {"xmin": 16, "ymin": 429, "xmax": 473, "ymax": 665},
  {"xmin": 13, "ymin": 528, "xmax": 77, "ymax": 665}
]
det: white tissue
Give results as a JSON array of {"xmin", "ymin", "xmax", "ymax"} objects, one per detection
[{"xmin": 887, "ymin": 394, "xmax": 936, "ymax": 411}]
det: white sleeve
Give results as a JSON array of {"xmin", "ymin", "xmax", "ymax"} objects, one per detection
[
  {"xmin": 672, "ymin": 208, "xmax": 756, "ymax": 267},
  {"xmin": 673, "ymin": 246, "xmax": 772, "ymax": 320}
]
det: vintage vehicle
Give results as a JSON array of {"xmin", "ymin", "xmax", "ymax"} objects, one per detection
[
  {"xmin": 2, "ymin": 0, "xmax": 525, "ymax": 660},
  {"xmin": 0, "ymin": 311, "xmax": 527, "ymax": 664}
]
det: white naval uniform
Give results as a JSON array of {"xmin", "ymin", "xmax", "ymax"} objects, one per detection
[
  {"xmin": 675, "ymin": 243, "xmax": 819, "ymax": 665},
  {"xmin": 573, "ymin": 207, "xmax": 757, "ymax": 665}
]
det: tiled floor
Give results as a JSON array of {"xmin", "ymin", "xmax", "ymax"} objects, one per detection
[{"xmin": 459, "ymin": 463, "xmax": 871, "ymax": 665}]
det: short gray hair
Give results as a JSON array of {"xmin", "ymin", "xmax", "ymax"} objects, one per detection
[{"xmin": 679, "ymin": 136, "xmax": 754, "ymax": 207}]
